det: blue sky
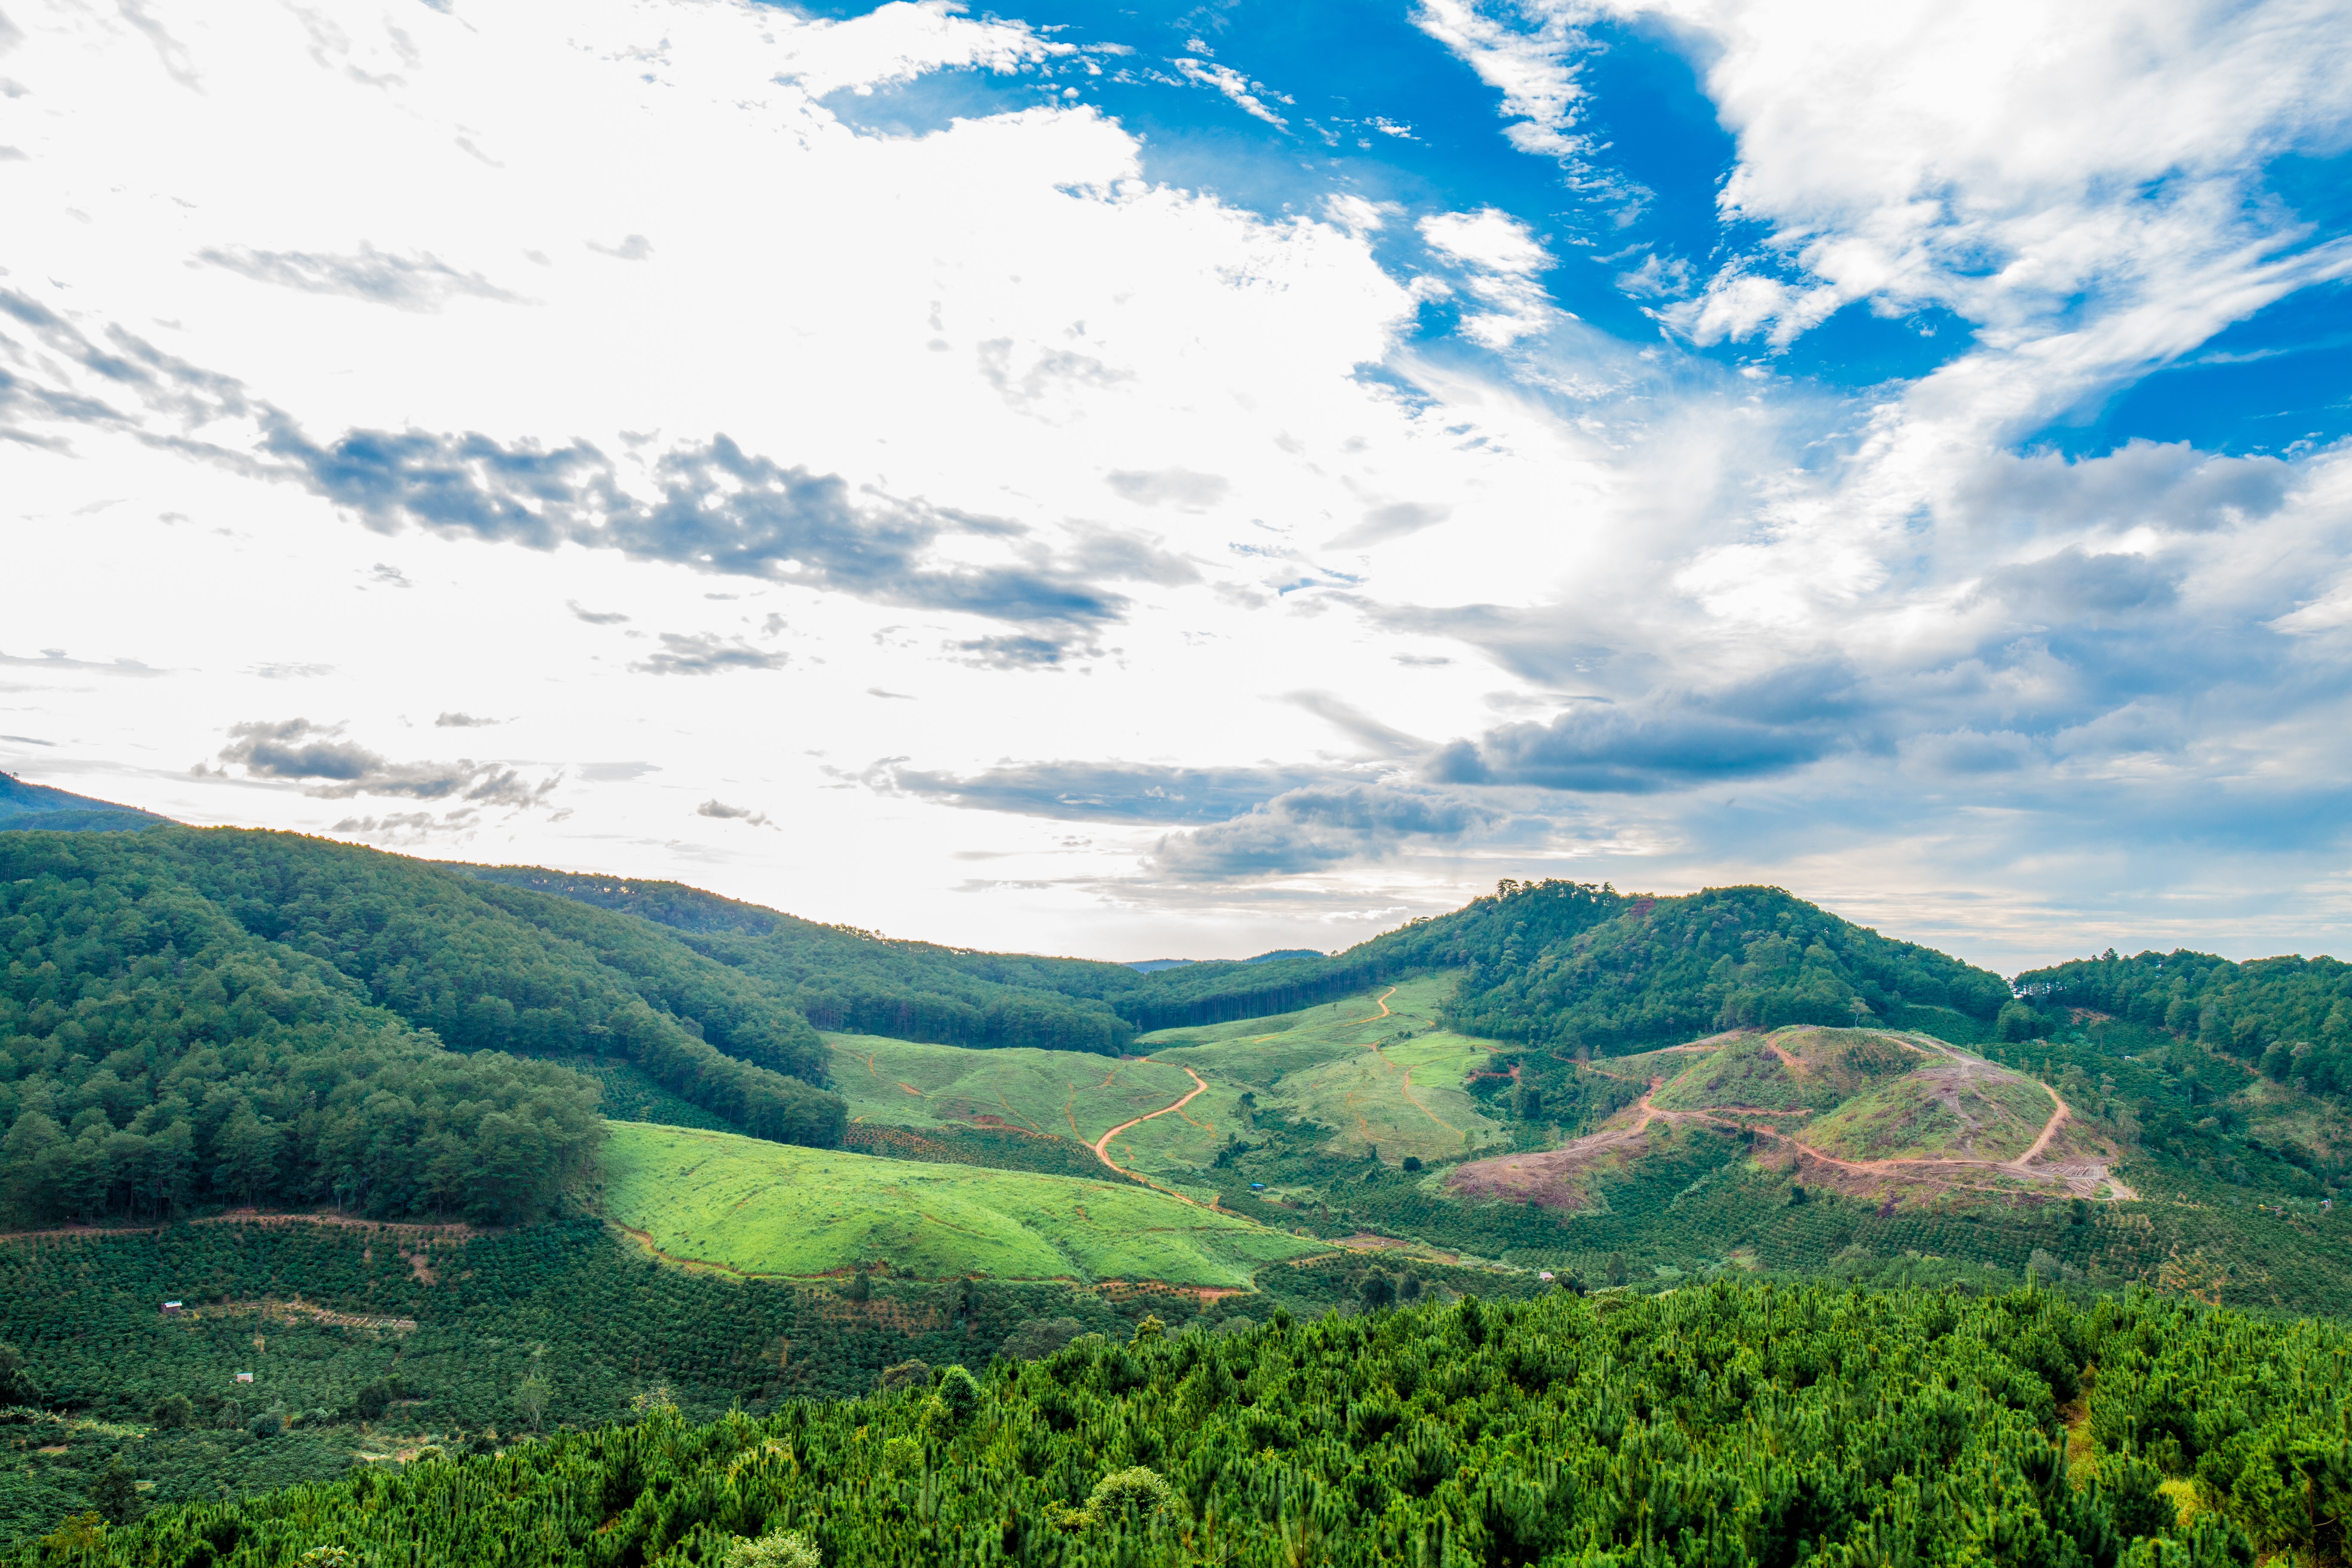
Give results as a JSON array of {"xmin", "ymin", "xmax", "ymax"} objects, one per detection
[{"xmin": 4, "ymin": 0, "xmax": 2352, "ymax": 971}]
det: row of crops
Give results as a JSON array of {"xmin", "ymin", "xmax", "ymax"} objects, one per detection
[{"xmin": 20, "ymin": 1280, "xmax": 2345, "ymax": 1566}]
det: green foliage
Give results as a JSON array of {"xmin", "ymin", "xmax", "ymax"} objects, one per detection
[
  {"xmin": 27, "ymin": 1282, "xmax": 2343, "ymax": 1568},
  {"xmin": 0, "ymin": 829, "xmax": 858, "ymax": 1226},
  {"xmin": 0, "ymin": 1218, "xmax": 1216, "ymax": 1547},
  {"xmin": 0, "ymin": 1344, "xmax": 38, "ymax": 1407},
  {"xmin": 0, "ymin": 833, "xmax": 603, "ymax": 1224},
  {"xmin": 457, "ymin": 867, "xmax": 1141, "ymax": 1056},
  {"xmin": 729, "ymin": 1528, "xmax": 821, "ymax": 1568},
  {"xmin": 1437, "ymin": 882, "xmax": 2010, "ymax": 1053},
  {"xmin": 2016, "ymin": 946, "xmax": 2352, "ymax": 1112},
  {"xmin": 1000, "ymin": 1318, "xmax": 1084, "ymax": 1360},
  {"xmin": 0, "ymin": 775, "xmax": 166, "ymax": 835}
]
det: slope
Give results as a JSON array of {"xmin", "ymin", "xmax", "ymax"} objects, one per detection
[
  {"xmin": 599, "ymin": 1120, "xmax": 1327, "ymax": 1286},
  {"xmin": 0, "ymin": 772, "xmax": 166, "ymax": 833},
  {"xmin": 0, "ymin": 827, "xmax": 846, "ymax": 1233}
]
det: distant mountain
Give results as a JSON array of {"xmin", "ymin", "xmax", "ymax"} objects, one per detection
[
  {"xmin": 1122, "ymin": 948, "xmax": 1324, "ymax": 974},
  {"xmin": 0, "ymin": 771, "xmax": 168, "ymax": 832}
]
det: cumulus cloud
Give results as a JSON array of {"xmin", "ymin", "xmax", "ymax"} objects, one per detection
[
  {"xmin": 434, "ymin": 711, "xmax": 499, "ymax": 727},
  {"xmin": 216, "ymin": 718, "xmax": 555, "ymax": 806},
  {"xmin": 1418, "ymin": 208, "xmax": 1560, "ymax": 348}
]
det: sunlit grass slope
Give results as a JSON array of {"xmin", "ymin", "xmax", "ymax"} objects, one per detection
[
  {"xmin": 600, "ymin": 1121, "xmax": 1327, "ymax": 1286},
  {"xmin": 1141, "ymin": 974, "xmax": 1509, "ymax": 1164},
  {"xmin": 824, "ymin": 1032, "xmax": 1191, "ymax": 1142}
]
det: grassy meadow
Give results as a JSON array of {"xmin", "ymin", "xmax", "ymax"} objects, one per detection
[
  {"xmin": 600, "ymin": 1121, "xmax": 1327, "ymax": 1286},
  {"xmin": 1138, "ymin": 974, "xmax": 1510, "ymax": 1165}
]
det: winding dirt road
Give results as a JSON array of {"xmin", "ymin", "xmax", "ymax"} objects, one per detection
[
  {"xmin": 1088, "ymin": 1065, "xmax": 1217, "ymax": 1207},
  {"xmin": 1483, "ymin": 1037, "xmax": 2135, "ymax": 1203}
]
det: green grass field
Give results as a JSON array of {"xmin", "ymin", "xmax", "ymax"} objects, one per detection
[
  {"xmin": 1140, "ymin": 974, "xmax": 1509, "ymax": 1165},
  {"xmin": 600, "ymin": 1121, "xmax": 1328, "ymax": 1286},
  {"xmin": 827, "ymin": 1032, "xmax": 1192, "ymax": 1142}
]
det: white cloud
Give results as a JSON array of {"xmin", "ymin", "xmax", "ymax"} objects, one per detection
[
  {"xmin": 6, "ymin": 0, "xmax": 2352, "ymax": 971},
  {"xmin": 1418, "ymin": 208, "xmax": 1562, "ymax": 346}
]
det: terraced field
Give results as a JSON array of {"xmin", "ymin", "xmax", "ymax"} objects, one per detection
[{"xmin": 600, "ymin": 1121, "xmax": 1328, "ymax": 1286}]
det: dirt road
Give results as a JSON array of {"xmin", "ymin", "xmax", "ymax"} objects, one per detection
[{"xmin": 1088, "ymin": 1066, "xmax": 1216, "ymax": 1206}]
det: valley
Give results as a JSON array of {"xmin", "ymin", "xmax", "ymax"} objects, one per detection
[{"xmin": 0, "ymin": 815, "xmax": 2349, "ymax": 1557}]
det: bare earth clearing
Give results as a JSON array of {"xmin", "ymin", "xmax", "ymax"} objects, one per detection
[{"xmin": 1449, "ymin": 1028, "xmax": 2135, "ymax": 1213}]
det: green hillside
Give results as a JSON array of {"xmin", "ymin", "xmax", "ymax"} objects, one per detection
[
  {"xmin": 454, "ymin": 865, "xmax": 1145, "ymax": 1056},
  {"xmin": 827, "ymin": 1033, "xmax": 1192, "ymax": 1146},
  {"xmin": 0, "ymin": 772, "xmax": 167, "ymax": 834},
  {"xmin": 0, "ymin": 827, "xmax": 846, "ymax": 1228},
  {"xmin": 600, "ymin": 1121, "xmax": 1327, "ymax": 1286},
  {"xmin": 21, "ymin": 1280, "xmax": 2343, "ymax": 1568}
]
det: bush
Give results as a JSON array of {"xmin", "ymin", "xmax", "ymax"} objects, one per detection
[
  {"xmin": 1001, "ymin": 1318, "xmax": 1084, "ymax": 1360},
  {"xmin": 729, "ymin": 1531, "xmax": 820, "ymax": 1568},
  {"xmin": 876, "ymin": 1361, "xmax": 930, "ymax": 1394}
]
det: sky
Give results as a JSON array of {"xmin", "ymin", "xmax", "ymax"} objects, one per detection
[{"xmin": 4, "ymin": 0, "xmax": 2352, "ymax": 974}]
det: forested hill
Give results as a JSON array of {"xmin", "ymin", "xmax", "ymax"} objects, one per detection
[
  {"xmin": 2014, "ymin": 947, "xmax": 2352, "ymax": 1112},
  {"xmin": 446, "ymin": 867, "xmax": 2012, "ymax": 1053},
  {"xmin": 1079, "ymin": 881, "xmax": 2012, "ymax": 1049},
  {"xmin": 0, "ymin": 828, "xmax": 847, "ymax": 1226},
  {"xmin": 454, "ymin": 865, "xmax": 1146, "ymax": 1056},
  {"xmin": 0, "ymin": 772, "xmax": 165, "ymax": 834}
]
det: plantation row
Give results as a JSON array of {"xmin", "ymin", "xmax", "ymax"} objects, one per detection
[
  {"xmin": 1204, "ymin": 1123, "xmax": 2352, "ymax": 1318},
  {"xmin": 21, "ymin": 1281, "xmax": 2341, "ymax": 1566},
  {"xmin": 0, "ymin": 1223, "xmax": 1535, "ymax": 1547}
]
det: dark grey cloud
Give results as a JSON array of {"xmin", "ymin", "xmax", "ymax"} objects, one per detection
[
  {"xmin": 630, "ymin": 633, "xmax": 788, "ymax": 676},
  {"xmin": 2, "ymin": 297, "xmax": 1166, "ymax": 660},
  {"xmin": 217, "ymin": 718, "xmax": 555, "ymax": 806},
  {"xmin": 1970, "ymin": 546, "xmax": 2179, "ymax": 622},
  {"xmin": 195, "ymin": 244, "xmax": 520, "ymax": 313},
  {"xmin": 568, "ymin": 600, "xmax": 631, "ymax": 624},
  {"xmin": 434, "ymin": 712, "xmax": 499, "ymax": 727},
  {"xmin": 1957, "ymin": 440, "xmax": 2292, "ymax": 536},
  {"xmin": 260, "ymin": 425, "xmax": 1145, "ymax": 646},
  {"xmin": 1151, "ymin": 783, "xmax": 1506, "ymax": 877},
  {"xmin": 369, "ymin": 563, "xmax": 412, "ymax": 588},
  {"xmin": 1329, "ymin": 501, "xmax": 1450, "ymax": 548},
  {"xmin": 879, "ymin": 760, "xmax": 1322, "ymax": 823},
  {"xmin": 1428, "ymin": 665, "xmax": 1865, "ymax": 792}
]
